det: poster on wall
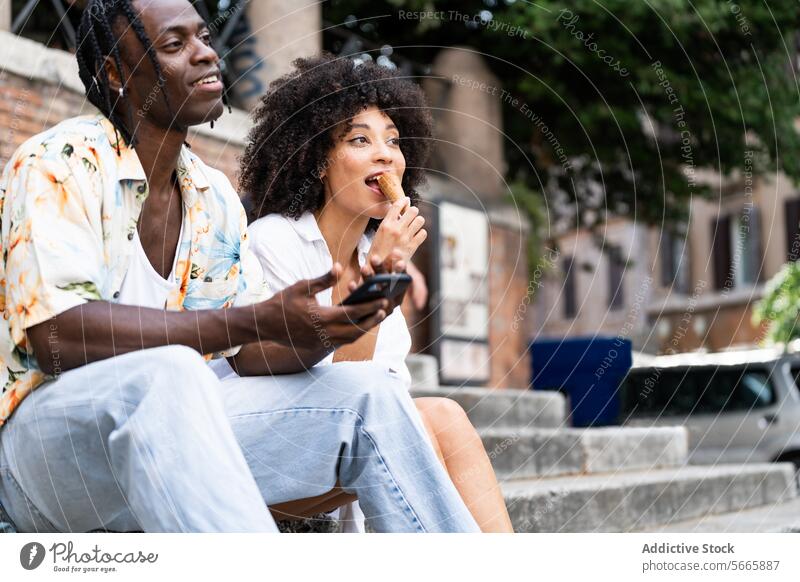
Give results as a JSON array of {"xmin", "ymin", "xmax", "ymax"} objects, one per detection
[{"xmin": 433, "ymin": 201, "xmax": 491, "ymax": 385}]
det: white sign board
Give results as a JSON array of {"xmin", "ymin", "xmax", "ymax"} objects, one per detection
[{"xmin": 436, "ymin": 202, "xmax": 490, "ymax": 383}]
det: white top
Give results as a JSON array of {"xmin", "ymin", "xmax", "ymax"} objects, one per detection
[
  {"xmin": 116, "ymin": 228, "xmax": 182, "ymax": 309},
  {"xmin": 246, "ymin": 211, "xmax": 413, "ymax": 385},
  {"xmin": 247, "ymin": 211, "xmax": 415, "ymax": 533}
]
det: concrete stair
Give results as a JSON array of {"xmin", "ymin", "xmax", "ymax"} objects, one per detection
[
  {"xmin": 482, "ymin": 426, "xmax": 688, "ymax": 480},
  {"xmin": 644, "ymin": 496, "xmax": 800, "ymax": 533},
  {"xmin": 408, "ymin": 369, "xmax": 800, "ymax": 533},
  {"xmin": 412, "ymin": 386, "xmax": 566, "ymax": 429},
  {"xmin": 504, "ymin": 463, "xmax": 797, "ymax": 532}
]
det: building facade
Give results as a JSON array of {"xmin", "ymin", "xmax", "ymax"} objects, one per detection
[{"xmin": 534, "ymin": 167, "xmax": 799, "ymax": 355}]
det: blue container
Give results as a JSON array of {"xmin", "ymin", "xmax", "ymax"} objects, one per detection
[{"xmin": 530, "ymin": 336, "xmax": 632, "ymax": 427}]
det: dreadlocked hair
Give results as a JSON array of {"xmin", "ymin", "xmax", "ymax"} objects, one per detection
[{"xmin": 76, "ymin": 0, "xmax": 173, "ymax": 150}]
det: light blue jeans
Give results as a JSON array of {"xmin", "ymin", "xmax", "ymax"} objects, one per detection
[{"xmin": 0, "ymin": 345, "xmax": 478, "ymax": 533}]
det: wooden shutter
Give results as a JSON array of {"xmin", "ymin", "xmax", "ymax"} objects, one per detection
[
  {"xmin": 563, "ymin": 256, "xmax": 577, "ymax": 318},
  {"xmin": 744, "ymin": 206, "xmax": 762, "ymax": 284},
  {"xmin": 608, "ymin": 246, "xmax": 625, "ymax": 310},
  {"xmin": 786, "ymin": 198, "xmax": 800, "ymax": 262},
  {"xmin": 712, "ymin": 214, "xmax": 732, "ymax": 290},
  {"xmin": 660, "ymin": 230, "xmax": 675, "ymax": 287}
]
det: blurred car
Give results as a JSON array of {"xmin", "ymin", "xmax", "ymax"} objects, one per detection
[{"xmin": 618, "ymin": 347, "xmax": 800, "ymax": 469}]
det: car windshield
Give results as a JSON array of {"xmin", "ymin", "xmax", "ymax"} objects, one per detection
[{"xmin": 619, "ymin": 366, "xmax": 776, "ymax": 418}]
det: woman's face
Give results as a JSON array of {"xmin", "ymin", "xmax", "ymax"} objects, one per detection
[{"xmin": 321, "ymin": 106, "xmax": 406, "ymax": 220}]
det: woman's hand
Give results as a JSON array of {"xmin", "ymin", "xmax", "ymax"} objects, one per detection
[{"xmin": 366, "ymin": 197, "xmax": 427, "ymax": 275}]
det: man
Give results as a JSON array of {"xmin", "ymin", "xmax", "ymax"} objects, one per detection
[{"xmin": 0, "ymin": 0, "xmax": 479, "ymax": 533}]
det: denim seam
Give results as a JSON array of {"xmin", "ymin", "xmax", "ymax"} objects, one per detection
[
  {"xmin": 230, "ymin": 406, "xmax": 427, "ymax": 532},
  {"xmin": 129, "ymin": 436, "xmax": 190, "ymax": 533},
  {"xmin": 353, "ymin": 419, "xmax": 426, "ymax": 533},
  {"xmin": 0, "ymin": 466, "xmax": 58, "ymax": 531}
]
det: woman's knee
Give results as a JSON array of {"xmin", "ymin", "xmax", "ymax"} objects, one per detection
[{"xmin": 414, "ymin": 397, "xmax": 471, "ymax": 434}]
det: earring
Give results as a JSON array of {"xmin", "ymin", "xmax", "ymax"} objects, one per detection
[{"xmin": 118, "ymin": 87, "xmax": 124, "ymax": 98}]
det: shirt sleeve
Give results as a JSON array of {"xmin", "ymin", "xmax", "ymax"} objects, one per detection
[{"xmin": 2, "ymin": 150, "xmax": 105, "ymax": 350}]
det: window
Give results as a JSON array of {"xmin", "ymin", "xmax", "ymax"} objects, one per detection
[
  {"xmin": 563, "ymin": 255, "xmax": 577, "ymax": 319},
  {"xmin": 660, "ymin": 229, "xmax": 690, "ymax": 293},
  {"xmin": 607, "ymin": 245, "xmax": 625, "ymax": 310},
  {"xmin": 711, "ymin": 207, "xmax": 762, "ymax": 290}
]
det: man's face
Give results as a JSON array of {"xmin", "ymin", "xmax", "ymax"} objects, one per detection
[{"xmin": 112, "ymin": 0, "xmax": 225, "ymax": 129}]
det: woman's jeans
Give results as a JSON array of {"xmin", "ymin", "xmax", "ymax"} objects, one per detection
[{"xmin": 0, "ymin": 345, "xmax": 478, "ymax": 533}]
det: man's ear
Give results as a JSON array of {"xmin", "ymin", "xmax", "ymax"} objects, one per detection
[{"xmin": 102, "ymin": 56, "xmax": 123, "ymax": 94}]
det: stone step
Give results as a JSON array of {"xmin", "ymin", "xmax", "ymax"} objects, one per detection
[
  {"xmin": 410, "ymin": 386, "xmax": 566, "ymax": 429},
  {"xmin": 484, "ymin": 426, "xmax": 688, "ymax": 480},
  {"xmin": 502, "ymin": 463, "xmax": 797, "ymax": 533},
  {"xmin": 642, "ymin": 496, "xmax": 800, "ymax": 532}
]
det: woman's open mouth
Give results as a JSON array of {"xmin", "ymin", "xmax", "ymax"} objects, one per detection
[{"xmin": 365, "ymin": 172, "xmax": 386, "ymax": 195}]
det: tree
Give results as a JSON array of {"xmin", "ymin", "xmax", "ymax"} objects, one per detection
[
  {"xmin": 324, "ymin": 0, "xmax": 800, "ymax": 231},
  {"xmin": 754, "ymin": 262, "xmax": 800, "ymax": 345}
]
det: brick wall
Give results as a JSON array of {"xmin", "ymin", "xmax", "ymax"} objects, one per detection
[
  {"xmin": 488, "ymin": 222, "xmax": 532, "ymax": 389},
  {"xmin": 656, "ymin": 303, "xmax": 768, "ymax": 354},
  {"xmin": 0, "ymin": 70, "xmax": 245, "ymax": 185}
]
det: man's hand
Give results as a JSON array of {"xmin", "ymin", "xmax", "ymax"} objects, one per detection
[
  {"xmin": 342, "ymin": 255, "xmax": 410, "ymax": 315},
  {"xmin": 259, "ymin": 263, "xmax": 390, "ymax": 353}
]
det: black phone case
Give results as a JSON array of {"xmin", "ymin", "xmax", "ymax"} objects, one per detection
[{"xmin": 342, "ymin": 273, "xmax": 412, "ymax": 305}]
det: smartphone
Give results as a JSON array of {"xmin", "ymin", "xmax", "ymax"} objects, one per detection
[{"xmin": 341, "ymin": 273, "xmax": 412, "ymax": 306}]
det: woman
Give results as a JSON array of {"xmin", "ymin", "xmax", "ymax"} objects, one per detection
[{"xmin": 239, "ymin": 54, "xmax": 513, "ymax": 533}]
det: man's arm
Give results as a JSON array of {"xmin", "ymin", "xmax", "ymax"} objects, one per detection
[
  {"xmin": 28, "ymin": 301, "xmax": 267, "ymax": 375},
  {"xmin": 229, "ymin": 257, "xmax": 407, "ymax": 376},
  {"xmin": 27, "ymin": 269, "xmax": 389, "ymax": 375}
]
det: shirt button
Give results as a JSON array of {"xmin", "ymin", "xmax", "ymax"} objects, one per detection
[
  {"xmin": 204, "ymin": 276, "xmax": 213, "ymax": 282},
  {"xmin": 137, "ymin": 184, "xmax": 147, "ymax": 194},
  {"xmin": 113, "ymin": 291, "xmax": 120, "ymax": 299},
  {"xmin": 127, "ymin": 231, "xmax": 134, "ymax": 240}
]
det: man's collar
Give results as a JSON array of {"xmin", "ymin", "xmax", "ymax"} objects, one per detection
[
  {"xmin": 98, "ymin": 115, "xmax": 211, "ymax": 205},
  {"xmin": 99, "ymin": 116, "xmax": 145, "ymax": 181}
]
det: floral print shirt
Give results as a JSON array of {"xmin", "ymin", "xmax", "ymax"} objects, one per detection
[{"xmin": 0, "ymin": 114, "xmax": 266, "ymax": 426}]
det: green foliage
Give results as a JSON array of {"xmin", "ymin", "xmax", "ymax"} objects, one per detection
[
  {"xmin": 325, "ymin": 0, "xmax": 800, "ymax": 235},
  {"xmin": 754, "ymin": 262, "xmax": 800, "ymax": 344},
  {"xmin": 507, "ymin": 181, "xmax": 549, "ymax": 278}
]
